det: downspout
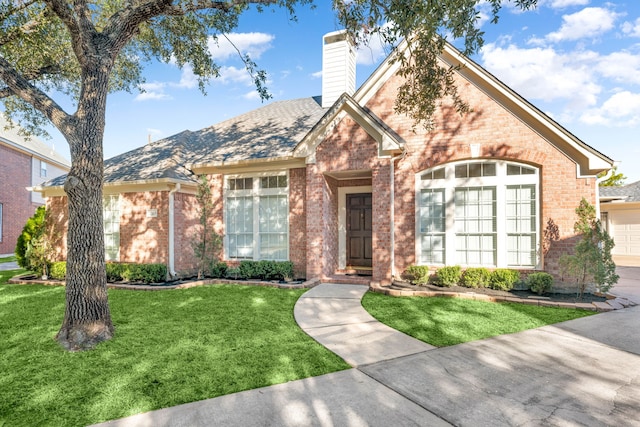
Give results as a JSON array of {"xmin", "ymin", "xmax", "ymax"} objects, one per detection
[
  {"xmin": 168, "ymin": 183, "xmax": 181, "ymax": 278},
  {"xmin": 389, "ymin": 148, "xmax": 406, "ymax": 279}
]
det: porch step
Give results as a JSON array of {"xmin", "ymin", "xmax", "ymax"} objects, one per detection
[{"xmin": 323, "ymin": 274, "xmax": 372, "ymax": 286}]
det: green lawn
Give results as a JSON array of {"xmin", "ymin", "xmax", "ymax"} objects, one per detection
[
  {"xmin": 0, "ymin": 283, "xmax": 350, "ymax": 427},
  {"xmin": 0, "ymin": 262, "xmax": 598, "ymax": 427},
  {"xmin": 362, "ymin": 291, "xmax": 596, "ymax": 347}
]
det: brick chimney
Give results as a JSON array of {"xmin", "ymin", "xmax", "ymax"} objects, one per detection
[{"xmin": 322, "ymin": 30, "xmax": 356, "ymax": 108}]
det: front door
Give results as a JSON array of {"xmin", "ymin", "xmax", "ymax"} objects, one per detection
[{"xmin": 347, "ymin": 193, "xmax": 373, "ymax": 268}]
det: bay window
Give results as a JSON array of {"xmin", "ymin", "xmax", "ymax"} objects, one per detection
[{"xmin": 417, "ymin": 161, "xmax": 539, "ymax": 268}]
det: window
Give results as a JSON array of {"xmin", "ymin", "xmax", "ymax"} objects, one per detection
[
  {"xmin": 455, "ymin": 187, "xmax": 497, "ymax": 266},
  {"xmin": 40, "ymin": 161, "xmax": 47, "ymax": 178},
  {"xmin": 0, "ymin": 203, "xmax": 3, "ymax": 242},
  {"xmin": 225, "ymin": 173, "xmax": 289, "ymax": 261},
  {"xmin": 506, "ymin": 185, "xmax": 537, "ymax": 266},
  {"xmin": 418, "ymin": 188, "xmax": 445, "ymax": 263},
  {"xmin": 103, "ymin": 195, "xmax": 120, "ymax": 261},
  {"xmin": 417, "ymin": 161, "xmax": 539, "ymax": 268}
]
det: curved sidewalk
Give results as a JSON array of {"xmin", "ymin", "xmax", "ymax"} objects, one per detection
[{"xmin": 293, "ymin": 283, "xmax": 435, "ymax": 367}]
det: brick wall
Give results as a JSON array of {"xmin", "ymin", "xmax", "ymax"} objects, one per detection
[
  {"xmin": 46, "ymin": 196, "xmax": 69, "ymax": 261},
  {"xmin": 363, "ymin": 70, "xmax": 597, "ymax": 280},
  {"xmin": 0, "ymin": 145, "xmax": 39, "ymax": 254},
  {"xmin": 289, "ymin": 168, "xmax": 307, "ymax": 279},
  {"xmin": 118, "ymin": 191, "xmax": 169, "ymax": 265}
]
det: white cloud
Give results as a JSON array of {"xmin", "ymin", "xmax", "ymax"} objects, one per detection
[
  {"xmin": 216, "ymin": 66, "xmax": 253, "ymax": 85},
  {"xmin": 135, "ymin": 82, "xmax": 172, "ymax": 101},
  {"xmin": 547, "ymin": 7, "xmax": 620, "ymax": 42},
  {"xmin": 596, "ymin": 51, "xmax": 640, "ymax": 85},
  {"xmin": 208, "ymin": 32, "xmax": 274, "ymax": 62},
  {"xmin": 243, "ymin": 91, "xmax": 262, "ymax": 101},
  {"xmin": 545, "ymin": 0, "xmax": 589, "ymax": 9},
  {"xmin": 622, "ymin": 18, "xmax": 640, "ymax": 37},
  {"xmin": 580, "ymin": 91, "xmax": 640, "ymax": 126},
  {"xmin": 311, "ymin": 70, "xmax": 322, "ymax": 79},
  {"xmin": 175, "ymin": 66, "xmax": 198, "ymax": 89},
  {"xmin": 480, "ymin": 43, "xmax": 601, "ymax": 110}
]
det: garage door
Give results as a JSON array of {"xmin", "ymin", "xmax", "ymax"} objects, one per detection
[{"xmin": 609, "ymin": 210, "xmax": 640, "ymax": 256}]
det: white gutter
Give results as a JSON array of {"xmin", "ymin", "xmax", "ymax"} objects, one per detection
[
  {"xmin": 168, "ymin": 183, "xmax": 181, "ymax": 277},
  {"xmin": 389, "ymin": 149, "xmax": 406, "ymax": 279}
]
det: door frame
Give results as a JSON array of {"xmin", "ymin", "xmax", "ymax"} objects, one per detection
[{"xmin": 338, "ymin": 185, "xmax": 373, "ymax": 270}]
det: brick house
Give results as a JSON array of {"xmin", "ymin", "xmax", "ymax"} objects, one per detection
[
  {"xmin": 0, "ymin": 115, "xmax": 70, "ymax": 255},
  {"xmin": 39, "ymin": 31, "xmax": 614, "ymax": 284}
]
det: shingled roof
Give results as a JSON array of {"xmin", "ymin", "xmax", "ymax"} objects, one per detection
[
  {"xmin": 600, "ymin": 180, "xmax": 640, "ymax": 203},
  {"xmin": 44, "ymin": 96, "xmax": 327, "ymax": 188},
  {"xmin": 0, "ymin": 115, "xmax": 70, "ymax": 169}
]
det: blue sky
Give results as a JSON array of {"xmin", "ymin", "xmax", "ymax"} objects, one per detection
[{"xmin": 46, "ymin": 0, "xmax": 640, "ymax": 183}]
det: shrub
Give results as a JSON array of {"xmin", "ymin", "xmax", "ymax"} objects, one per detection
[
  {"xmin": 226, "ymin": 267, "xmax": 241, "ymax": 280},
  {"xmin": 528, "ymin": 272, "xmax": 554, "ymax": 295},
  {"xmin": 105, "ymin": 263, "xmax": 166, "ymax": 283},
  {"xmin": 210, "ymin": 261, "xmax": 228, "ymax": 278},
  {"xmin": 49, "ymin": 262, "xmax": 67, "ymax": 280},
  {"xmin": 238, "ymin": 261, "xmax": 257, "ymax": 279},
  {"xmin": 461, "ymin": 267, "xmax": 490, "ymax": 288},
  {"xmin": 106, "ymin": 263, "xmax": 125, "ymax": 282},
  {"xmin": 489, "ymin": 269, "xmax": 520, "ymax": 291},
  {"xmin": 434, "ymin": 266, "xmax": 461, "ymax": 287},
  {"xmin": 274, "ymin": 261, "xmax": 294, "ymax": 281},
  {"xmin": 15, "ymin": 206, "xmax": 46, "ymax": 269},
  {"xmin": 127, "ymin": 264, "xmax": 166, "ymax": 283},
  {"xmin": 403, "ymin": 265, "xmax": 430, "ymax": 285}
]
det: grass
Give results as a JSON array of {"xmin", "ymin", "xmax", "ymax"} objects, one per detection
[
  {"xmin": 362, "ymin": 292, "xmax": 596, "ymax": 347},
  {"xmin": 0, "ymin": 283, "xmax": 350, "ymax": 427}
]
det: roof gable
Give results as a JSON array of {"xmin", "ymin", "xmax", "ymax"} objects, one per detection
[
  {"xmin": 354, "ymin": 40, "xmax": 613, "ymax": 176},
  {"xmin": 293, "ymin": 93, "xmax": 404, "ymax": 161}
]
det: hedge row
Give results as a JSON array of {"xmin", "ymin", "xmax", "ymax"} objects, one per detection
[
  {"xmin": 225, "ymin": 260, "xmax": 294, "ymax": 281},
  {"xmin": 403, "ymin": 265, "xmax": 553, "ymax": 294},
  {"xmin": 48, "ymin": 262, "xmax": 167, "ymax": 284}
]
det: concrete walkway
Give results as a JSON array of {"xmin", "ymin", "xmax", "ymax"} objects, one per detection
[
  {"xmin": 95, "ymin": 271, "xmax": 640, "ymax": 427},
  {"xmin": 0, "ymin": 260, "xmax": 19, "ymax": 271}
]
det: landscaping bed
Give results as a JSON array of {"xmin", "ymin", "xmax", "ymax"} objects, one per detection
[{"xmin": 388, "ymin": 280, "xmax": 608, "ymax": 304}]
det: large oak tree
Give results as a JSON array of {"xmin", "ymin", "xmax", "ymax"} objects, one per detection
[{"xmin": 0, "ymin": 0, "xmax": 536, "ymax": 351}]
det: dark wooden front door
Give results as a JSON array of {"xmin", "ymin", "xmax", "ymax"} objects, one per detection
[{"xmin": 347, "ymin": 193, "xmax": 373, "ymax": 267}]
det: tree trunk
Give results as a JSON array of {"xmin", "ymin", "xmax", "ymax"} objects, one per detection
[{"xmin": 55, "ymin": 65, "xmax": 114, "ymax": 351}]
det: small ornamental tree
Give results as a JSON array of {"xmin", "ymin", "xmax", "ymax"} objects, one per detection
[
  {"xmin": 193, "ymin": 175, "xmax": 222, "ymax": 279},
  {"xmin": 15, "ymin": 206, "xmax": 47, "ymax": 270},
  {"xmin": 560, "ymin": 198, "xmax": 618, "ymax": 298}
]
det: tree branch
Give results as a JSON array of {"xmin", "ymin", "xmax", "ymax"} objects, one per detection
[
  {"xmin": 43, "ymin": 0, "xmax": 94, "ymax": 67},
  {"xmin": 0, "ymin": 56, "xmax": 70, "ymax": 131}
]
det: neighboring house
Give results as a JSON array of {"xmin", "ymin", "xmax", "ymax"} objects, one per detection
[
  {"xmin": 600, "ymin": 181, "xmax": 640, "ymax": 265},
  {"xmin": 0, "ymin": 115, "xmax": 71, "ymax": 255},
  {"xmin": 38, "ymin": 31, "xmax": 614, "ymax": 284}
]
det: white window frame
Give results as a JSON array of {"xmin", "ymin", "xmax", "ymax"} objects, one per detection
[
  {"xmin": 223, "ymin": 172, "xmax": 289, "ymax": 261},
  {"xmin": 40, "ymin": 160, "xmax": 47, "ymax": 178},
  {"xmin": 103, "ymin": 195, "xmax": 120, "ymax": 261},
  {"xmin": 416, "ymin": 160, "xmax": 540, "ymax": 269}
]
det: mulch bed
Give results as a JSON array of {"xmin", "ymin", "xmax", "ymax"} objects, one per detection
[{"xmin": 389, "ymin": 281, "xmax": 608, "ymax": 304}]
